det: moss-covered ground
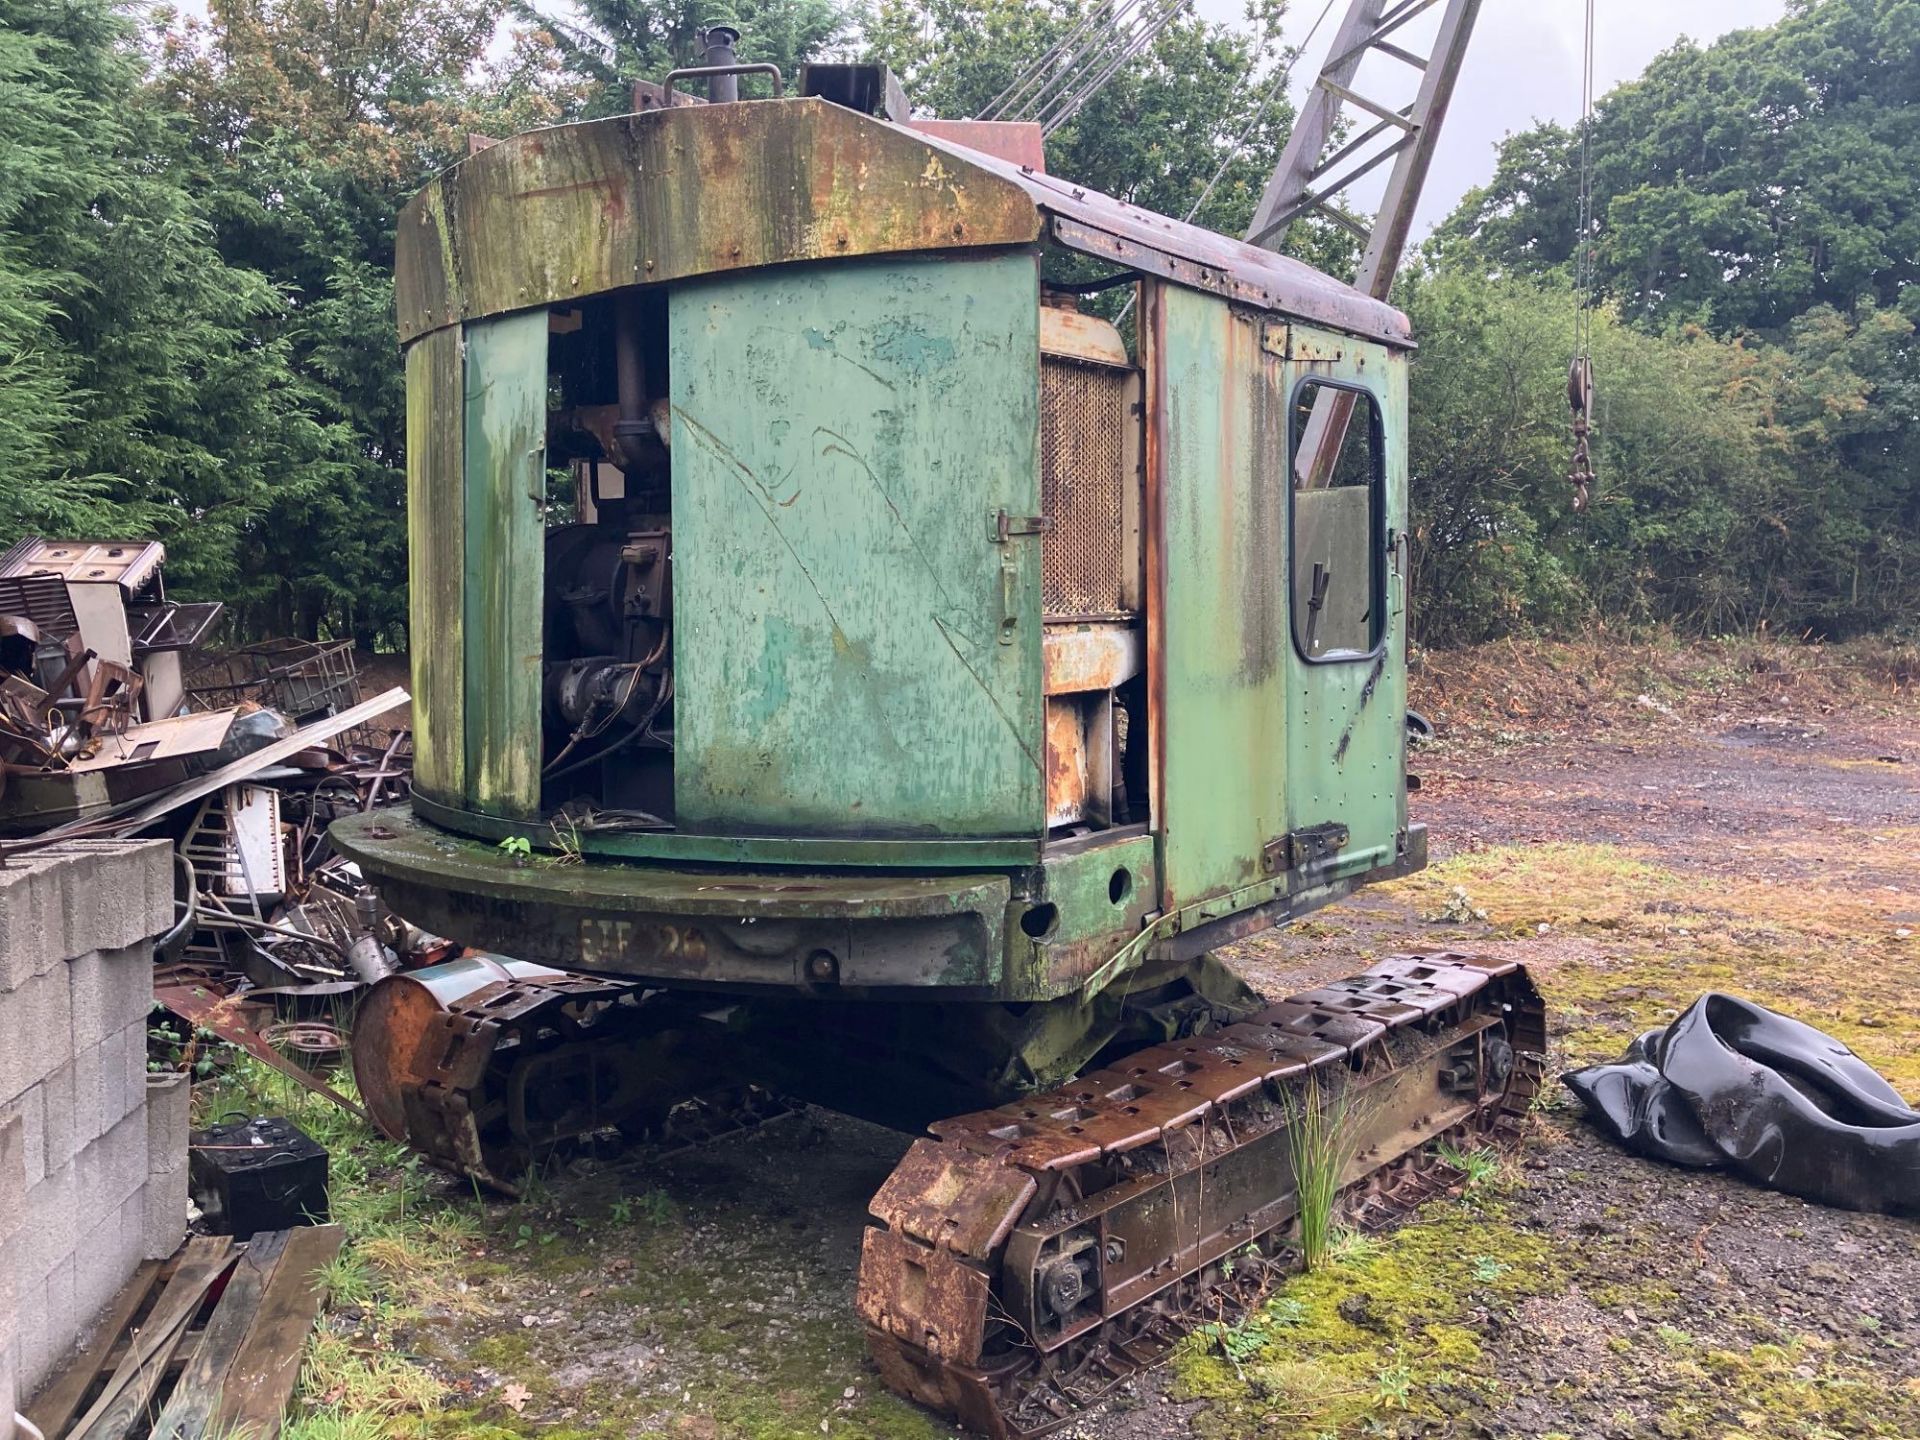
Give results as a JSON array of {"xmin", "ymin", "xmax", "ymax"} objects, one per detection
[
  {"xmin": 188, "ymin": 638, "xmax": 1919, "ymax": 1439},
  {"xmin": 1196, "ymin": 644, "xmax": 1920, "ymax": 1440},
  {"xmin": 194, "ymin": 1065, "xmax": 944, "ymax": 1440}
]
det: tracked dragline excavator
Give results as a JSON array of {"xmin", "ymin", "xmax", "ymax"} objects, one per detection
[{"xmin": 333, "ymin": 2, "xmax": 1547, "ymax": 1432}]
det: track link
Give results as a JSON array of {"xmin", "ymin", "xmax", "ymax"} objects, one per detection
[
  {"xmin": 353, "ymin": 956, "xmax": 792, "ymax": 1194},
  {"xmin": 856, "ymin": 953, "xmax": 1545, "ymax": 1438}
]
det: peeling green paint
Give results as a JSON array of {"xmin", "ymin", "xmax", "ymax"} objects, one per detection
[
  {"xmin": 1280, "ymin": 324, "xmax": 1406, "ymax": 882},
  {"xmin": 462, "ymin": 309, "xmax": 547, "ymax": 820},
  {"xmin": 1154, "ymin": 288, "xmax": 1289, "ymax": 907},
  {"xmin": 669, "ymin": 253, "xmax": 1044, "ymax": 839}
]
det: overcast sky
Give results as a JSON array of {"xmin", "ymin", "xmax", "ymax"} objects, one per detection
[{"xmin": 1200, "ymin": 0, "xmax": 1790, "ymax": 234}]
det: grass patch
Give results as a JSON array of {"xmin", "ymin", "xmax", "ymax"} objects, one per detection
[
  {"xmin": 1172, "ymin": 1197, "xmax": 1554, "ymax": 1436},
  {"xmin": 195, "ymin": 1057, "xmax": 486, "ymax": 1435},
  {"xmin": 1381, "ymin": 840, "xmax": 1920, "ymax": 1090},
  {"xmin": 1286, "ymin": 1073, "xmax": 1358, "ymax": 1272}
]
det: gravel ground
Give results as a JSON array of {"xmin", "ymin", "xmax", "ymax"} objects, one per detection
[{"xmin": 374, "ymin": 673, "xmax": 1920, "ymax": 1440}]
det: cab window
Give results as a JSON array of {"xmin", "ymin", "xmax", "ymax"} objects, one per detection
[{"xmin": 1290, "ymin": 381, "xmax": 1384, "ymax": 661}]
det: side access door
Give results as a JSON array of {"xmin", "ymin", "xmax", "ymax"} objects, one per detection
[{"xmin": 1267, "ymin": 320, "xmax": 1408, "ymax": 889}]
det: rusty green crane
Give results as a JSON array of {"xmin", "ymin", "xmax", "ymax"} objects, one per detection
[{"xmin": 333, "ymin": 58, "xmax": 1541, "ymax": 1438}]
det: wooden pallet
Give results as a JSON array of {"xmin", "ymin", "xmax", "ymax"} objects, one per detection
[{"xmin": 24, "ymin": 1224, "xmax": 345, "ymax": 1440}]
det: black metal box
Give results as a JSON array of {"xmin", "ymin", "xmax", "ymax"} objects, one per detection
[{"xmin": 188, "ymin": 1115, "xmax": 330, "ymax": 1235}]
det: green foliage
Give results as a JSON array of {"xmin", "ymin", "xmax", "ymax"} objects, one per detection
[
  {"xmin": 0, "ymin": 0, "xmax": 332, "ymax": 591},
  {"xmin": 1401, "ymin": 265, "xmax": 1920, "ymax": 643},
  {"xmin": 523, "ymin": 0, "xmax": 852, "ymax": 115},
  {"xmin": 1411, "ymin": 0, "xmax": 1920, "ymax": 642},
  {"xmin": 1436, "ymin": 1141, "xmax": 1501, "ymax": 1189},
  {"xmin": 4, "ymin": 0, "xmax": 1912, "ymax": 650},
  {"xmin": 863, "ymin": 0, "xmax": 1355, "ymax": 276},
  {"xmin": 1439, "ymin": 0, "xmax": 1920, "ymax": 335},
  {"xmin": 147, "ymin": 0, "xmax": 573, "ymax": 644}
]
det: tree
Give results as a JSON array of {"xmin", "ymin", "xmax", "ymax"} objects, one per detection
[
  {"xmin": 1418, "ymin": 0, "xmax": 1920, "ymax": 641},
  {"xmin": 520, "ymin": 0, "xmax": 854, "ymax": 116},
  {"xmin": 862, "ymin": 0, "xmax": 1354, "ymax": 274},
  {"xmin": 0, "ymin": 0, "xmax": 327, "ymax": 600},
  {"xmin": 149, "ymin": 0, "xmax": 576, "ymax": 641},
  {"xmin": 1436, "ymin": 0, "xmax": 1920, "ymax": 335},
  {"xmin": 1398, "ymin": 268, "xmax": 1919, "ymax": 644}
]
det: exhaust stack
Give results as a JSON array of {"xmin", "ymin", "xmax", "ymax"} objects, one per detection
[{"xmin": 702, "ymin": 25, "xmax": 741, "ymax": 102}]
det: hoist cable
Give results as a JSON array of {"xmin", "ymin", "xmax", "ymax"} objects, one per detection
[
  {"xmin": 1566, "ymin": 0, "xmax": 1597, "ymax": 512},
  {"xmin": 1180, "ymin": 0, "xmax": 1339, "ymax": 229},
  {"xmin": 1023, "ymin": 0, "xmax": 1170, "ymax": 131},
  {"xmin": 1113, "ymin": 0, "xmax": 1338, "ymax": 327},
  {"xmin": 978, "ymin": 0, "xmax": 1121, "ymax": 119},
  {"xmin": 1022, "ymin": 1, "xmax": 1156, "ymax": 127},
  {"xmin": 1575, "ymin": 0, "xmax": 1595, "ymax": 359},
  {"xmin": 980, "ymin": 0, "xmax": 1187, "ymax": 133},
  {"xmin": 981, "ymin": 0, "xmax": 1152, "ymax": 121},
  {"xmin": 1035, "ymin": 0, "xmax": 1189, "ymax": 133}
]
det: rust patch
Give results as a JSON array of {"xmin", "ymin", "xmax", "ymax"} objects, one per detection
[
  {"xmin": 1044, "ymin": 697, "xmax": 1088, "ymax": 827},
  {"xmin": 1334, "ymin": 648, "xmax": 1389, "ymax": 763},
  {"xmin": 906, "ymin": 119, "xmax": 1047, "ymax": 171},
  {"xmin": 1042, "ymin": 624, "xmax": 1142, "ymax": 695},
  {"xmin": 395, "ymin": 100, "xmax": 1041, "ymax": 343},
  {"xmin": 1141, "ymin": 281, "xmax": 1169, "ymax": 896},
  {"xmin": 868, "ymin": 1137, "xmax": 1037, "ymax": 1257}
]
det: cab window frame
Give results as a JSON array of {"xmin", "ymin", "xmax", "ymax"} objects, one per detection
[{"xmin": 1285, "ymin": 375, "xmax": 1389, "ymax": 667}]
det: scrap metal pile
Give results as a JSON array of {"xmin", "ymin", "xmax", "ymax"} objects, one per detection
[{"xmin": 0, "ymin": 535, "xmax": 418, "ymax": 1093}]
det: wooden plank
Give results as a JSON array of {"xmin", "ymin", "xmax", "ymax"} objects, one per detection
[
  {"xmin": 23, "ymin": 1260, "xmax": 162, "ymax": 1439},
  {"xmin": 406, "ymin": 326, "xmax": 466, "ymax": 807},
  {"xmin": 213, "ymin": 1223, "xmax": 346, "ymax": 1439},
  {"xmin": 149, "ymin": 1230, "xmax": 292, "ymax": 1440},
  {"xmin": 71, "ymin": 1236, "xmax": 236, "ymax": 1440},
  {"xmin": 102, "ymin": 1330, "xmax": 200, "ymax": 1378},
  {"xmin": 461, "ymin": 309, "xmax": 546, "ymax": 819}
]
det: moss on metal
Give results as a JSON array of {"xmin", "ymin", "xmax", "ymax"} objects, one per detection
[{"xmin": 395, "ymin": 99, "xmax": 1044, "ymax": 343}]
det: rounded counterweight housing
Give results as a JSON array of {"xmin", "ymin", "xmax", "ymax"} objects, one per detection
[{"xmin": 332, "ymin": 85, "xmax": 1424, "ymax": 1009}]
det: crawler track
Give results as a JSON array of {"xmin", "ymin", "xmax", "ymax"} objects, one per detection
[
  {"xmin": 353, "ymin": 956, "xmax": 791, "ymax": 1193},
  {"xmin": 856, "ymin": 954, "xmax": 1545, "ymax": 1438}
]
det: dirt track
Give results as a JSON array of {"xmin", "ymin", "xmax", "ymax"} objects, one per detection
[{"xmin": 335, "ymin": 648, "xmax": 1920, "ymax": 1440}]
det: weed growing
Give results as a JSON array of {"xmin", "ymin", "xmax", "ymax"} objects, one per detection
[{"xmin": 1286, "ymin": 1073, "xmax": 1359, "ymax": 1272}]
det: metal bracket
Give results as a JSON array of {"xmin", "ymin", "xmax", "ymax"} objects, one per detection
[
  {"xmin": 989, "ymin": 510, "xmax": 1054, "ymax": 543},
  {"xmin": 663, "ymin": 63, "xmax": 785, "ymax": 100},
  {"xmin": 1263, "ymin": 821, "xmax": 1350, "ymax": 874}
]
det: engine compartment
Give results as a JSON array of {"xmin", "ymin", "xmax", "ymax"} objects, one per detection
[{"xmin": 535, "ymin": 283, "xmax": 1151, "ymax": 841}]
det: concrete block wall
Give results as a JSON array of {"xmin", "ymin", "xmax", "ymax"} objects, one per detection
[{"xmin": 0, "ymin": 839, "xmax": 181, "ymax": 1440}]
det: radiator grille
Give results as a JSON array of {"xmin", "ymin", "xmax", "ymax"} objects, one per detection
[{"xmin": 1040, "ymin": 355, "xmax": 1134, "ymax": 619}]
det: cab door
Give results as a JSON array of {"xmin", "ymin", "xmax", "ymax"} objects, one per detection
[{"xmin": 1268, "ymin": 321, "xmax": 1407, "ymax": 889}]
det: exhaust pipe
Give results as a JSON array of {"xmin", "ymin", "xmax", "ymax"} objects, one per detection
[
  {"xmin": 614, "ymin": 291, "xmax": 648, "ymax": 469},
  {"xmin": 702, "ymin": 25, "xmax": 741, "ymax": 102}
]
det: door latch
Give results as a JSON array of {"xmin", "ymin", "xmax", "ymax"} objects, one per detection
[{"xmin": 988, "ymin": 510, "xmax": 1053, "ymax": 543}]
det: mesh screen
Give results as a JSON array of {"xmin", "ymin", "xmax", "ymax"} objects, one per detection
[{"xmin": 1040, "ymin": 355, "xmax": 1133, "ymax": 618}]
